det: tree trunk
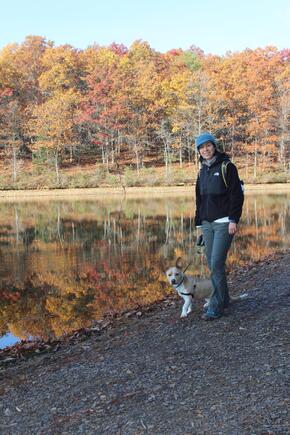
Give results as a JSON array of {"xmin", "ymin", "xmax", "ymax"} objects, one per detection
[
  {"xmin": 195, "ymin": 146, "xmax": 199, "ymax": 171},
  {"xmin": 164, "ymin": 146, "xmax": 168, "ymax": 176},
  {"xmin": 134, "ymin": 141, "xmax": 140, "ymax": 175},
  {"xmin": 106, "ymin": 153, "xmax": 109, "ymax": 174},
  {"xmin": 55, "ymin": 150, "xmax": 60, "ymax": 185},
  {"xmin": 105, "ymin": 140, "xmax": 109, "ymax": 173},
  {"xmin": 101, "ymin": 144, "xmax": 105, "ymax": 165},
  {"xmin": 111, "ymin": 139, "xmax": 115, "ymax": 165},
  {"xmin": 187, "ymin": 138, "xmax": 192, "ymax": 164},
  {"xmin": 164, "ymin": 141, "xmax": 171, "ymax": 177},
  {"xmin": 117, "ymin": 130, "xmax": 121, "ymax": 155},
  {"xmin": 254, "ymin": 141, "xmax": 257, "ymax": 178},
  {"xmin": 12, "ymin": 145, "xmax": 17, "ymax": 183},
  {"xmin": 69, "ymin": 145, "xmax": 73, "ymax": 163},
  {"xmin": 231, "ymin": 124, "xmax": 235, "ymax": 162}
]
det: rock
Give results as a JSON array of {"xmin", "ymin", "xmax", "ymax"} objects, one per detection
[{"xmin": 4, "ymin": 408, "xmax": 12, "ymax": 417}]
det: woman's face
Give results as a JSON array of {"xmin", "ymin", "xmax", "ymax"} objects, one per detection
[{"xmin": 198, "ymin": 141, "xmax": 216, "ymax": 160}]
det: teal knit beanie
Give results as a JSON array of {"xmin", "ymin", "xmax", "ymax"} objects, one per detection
[{"xmin": 195, "ymin": 132, "xmax": 216, "ymax": 149}]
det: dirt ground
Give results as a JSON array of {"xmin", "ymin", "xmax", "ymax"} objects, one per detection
[{"xmin": 0, "ymin": 250, "xmax": 289, "ymax": 435}]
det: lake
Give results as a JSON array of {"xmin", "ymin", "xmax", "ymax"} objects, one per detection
[{"xmin": 0, "ymin": 189, "xmax": 289, "ymax": 349}]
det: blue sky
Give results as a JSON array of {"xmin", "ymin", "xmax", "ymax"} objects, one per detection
[{"xmin": 1, "ymin": 0, "xmax": 289, "ymax": 55}]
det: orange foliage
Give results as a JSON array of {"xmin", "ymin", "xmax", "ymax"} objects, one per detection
[{"xmin": 0, "ymin": 37, "xmax": 289, "ymax": 174}]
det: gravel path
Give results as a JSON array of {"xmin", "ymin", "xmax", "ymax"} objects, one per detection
[{"xmin": 0, "ymin": 251, "xmax": 289, "ymax": 435}]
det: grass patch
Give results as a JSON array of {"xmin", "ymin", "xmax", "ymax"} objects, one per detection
[{"xmin": 0, "ymin": 161, "xmax": 288, "ymax": 191}]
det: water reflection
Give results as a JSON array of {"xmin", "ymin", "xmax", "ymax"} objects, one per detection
[{"xmin": 0, "ymin": 191, "xmax": 289, "ymax": 348}]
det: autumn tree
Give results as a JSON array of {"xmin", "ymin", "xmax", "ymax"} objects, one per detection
[
  {"xmin": 274, "ymin": 49, "xmax": 290, "ymax": 169},
  {"xmin": 0, "ymin": 36, "xmax": 49, "ymax": 181},
  {"xmin": 35, "ymin": 44, "xmax": 85, "ymax": 164},
  {"xmin": 160, "ymin": 49, "xmax": 205, "ymax": 168},
  {"xmin": 203, "ymin": 52, "xmax": 249, "ymax": 159},
  {"xmin": 119, "ymin": 41, "xmax": 167, "ymax": 173},
  {"xmin": 28, "ymin": 89, "xmax": 80, "ymax": 184},
  {"xmin": 79, "ymin": 44, "xmax": 129, "ymax": 172},
  {"xmin": 0, "ymin": 35, "xmax": 289, "ymax": 183}
]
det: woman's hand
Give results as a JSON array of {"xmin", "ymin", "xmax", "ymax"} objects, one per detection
[
  {"xmin": 196, "ymin": 226, "xmax": 202, "ymax": 238},
  {"xmin": 229, "ymin": 222, "xmax": 237, "ymax": 235},
  {"xmin": 196, "ymin": 227, "xmax": 204, "ymax": 246}
]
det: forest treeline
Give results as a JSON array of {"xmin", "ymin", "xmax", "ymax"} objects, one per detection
[{"xmin": 0, "ymin": 35, "xmax": 289, "ymax": 186}]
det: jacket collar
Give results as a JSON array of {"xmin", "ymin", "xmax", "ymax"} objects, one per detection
[{"xmin": 201, "ymin": 151, "xmax": 230, "ymax": 168}]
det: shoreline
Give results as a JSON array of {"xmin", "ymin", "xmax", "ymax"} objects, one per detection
[
  {"xmin": 0, "ymin": 250, "xmax": 289, "ymax": 433},
  {"xmin": 0, "ymin": 183, "xmax": 289, "ymax": 201},
  {"xmin": 0, "ymin": 249, "xmax": 288, "ymax": 362}
]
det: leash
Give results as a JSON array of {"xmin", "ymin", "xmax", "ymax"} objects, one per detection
[
  {"xmin": 174, "ymin": 262, "xmax": 192, "ymax": 288},
  {"xmin": 175, "ymin": 277, "xmax": 184, "ymax": 289},
  {"xmin": 175, "ymin": 261, "xmax": 196, "ymax": 298},
  {"xmin": 183, "ymin": 261, "xmax": 192, "ymax": 273}
]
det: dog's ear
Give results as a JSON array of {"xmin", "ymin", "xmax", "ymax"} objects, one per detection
[{"xmin": 176, "ymin": 257, "xmax": 183, "ymax": 269}]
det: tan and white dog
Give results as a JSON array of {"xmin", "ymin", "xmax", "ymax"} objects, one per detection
[{"xmin": 166, "ymin": 257, "xmax": 247, "ymax": 318}]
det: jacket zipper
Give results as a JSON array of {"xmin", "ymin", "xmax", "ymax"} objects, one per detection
[{"xmin": 206, "ymin": 166, "xmax": 210, "ymax": 220}]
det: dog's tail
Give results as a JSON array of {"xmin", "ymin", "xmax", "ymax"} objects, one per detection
[{"xmin": 231, "ymin": 293, "xmax": 248, "ymax": 302}]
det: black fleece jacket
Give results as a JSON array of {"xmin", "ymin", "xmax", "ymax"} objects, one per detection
[{"xmin": 195, "ymin": 152, "xmax": 244, "ymax": 226}]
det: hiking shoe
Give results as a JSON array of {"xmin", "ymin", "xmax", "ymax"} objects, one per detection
[{"xmin": 201, "ymin": 312, "xmax": 222, "ymax": 321}]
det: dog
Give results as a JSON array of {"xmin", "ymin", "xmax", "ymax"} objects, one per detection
[{"xmin": 166, "ymin": 257, "xmax": 247, "ymax": 318}]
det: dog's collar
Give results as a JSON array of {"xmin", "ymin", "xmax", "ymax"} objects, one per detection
[
  {"xmin": 173, "ymin": 278, "xmax": 196, "ymax": 296},
  {"xmin": 174, "ymin": 277, "xmax": 185, "ymax": 289},
  {"xmin": 180, "ymin": 291, "xmax": 194, "ymax": 298}
]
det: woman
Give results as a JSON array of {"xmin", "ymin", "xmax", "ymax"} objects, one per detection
[{"xmin": 195, "ymin": 132, "xmax": 244, "ymax": 320}]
